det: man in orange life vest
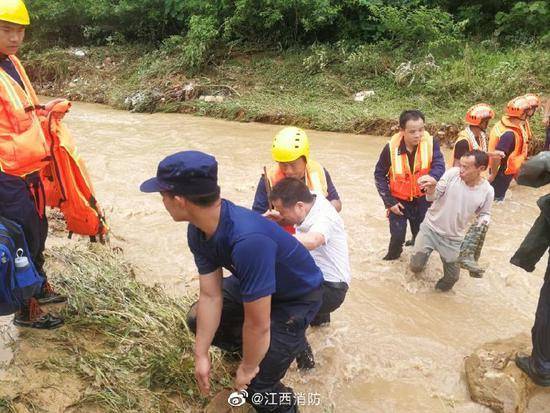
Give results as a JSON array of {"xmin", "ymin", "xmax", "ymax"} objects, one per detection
[
  {"xmin": 374, "ymin": 110, "xmax": 446, "ymax": 260},
  {"xmin": 252, "ymin": 126, "xmax": 342, "ymax": 226},
  {"xmin": 451, "ymin": 103, "xmax": 505, "ymax": 167},
  {"xmin": 0, "ymin": 0, "xmax": 65, "ymax": 329},
  {"xmin": 488, "ymin": 97, "xmax": 530, "ymax": 202}
]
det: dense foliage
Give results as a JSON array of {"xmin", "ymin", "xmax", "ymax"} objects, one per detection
[{"xmin": 27, "ymin": 0, "xmax": 549, "ymax": 48}]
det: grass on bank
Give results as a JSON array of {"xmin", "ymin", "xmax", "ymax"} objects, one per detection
[
  {"xmin": 33, "ymin": 245, "xmax": 230, "ymax": 412},
  {"xmin": 22, "ymin": 42, "xmax": 550, "ymax": 148}
]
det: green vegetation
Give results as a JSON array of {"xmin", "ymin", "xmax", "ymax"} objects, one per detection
[
  {"xmin": 0, "ymin": 398, "xmax": 16, "ymax": 413},
  {"xmin": 39, "ymin": 246, "xmax": 230, "ymax": 412},
  {"xmin": 21, "ymin": 1, "xmax": 549, "ymax": 146}
]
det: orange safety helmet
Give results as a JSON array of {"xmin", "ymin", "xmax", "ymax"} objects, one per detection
[
  {"xmin": 505, "ymin": 96, "xmax": 530, "ymax": 119},
  {"xmin": 523, "ymin": 93, "xmax": 541, "ymax": 108},
  {"xmin": 465, "ymin": 103, "xmax": 495, "ymax": 126}
]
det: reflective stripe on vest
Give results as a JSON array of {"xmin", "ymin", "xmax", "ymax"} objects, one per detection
[
  {"xmin": 268, "ymin": 159, "xmax": 329, "ymax": 196},
  {"xmin": 451, "ymin": 128, "xmax": 487, "ymax": 164},
  {"xmin": 0, "ymin": 56, "xmax": 49, "ymax": 176},
  {"xmin": 388, "ymin": 131, "xmax": 434, "ymax": 201}
]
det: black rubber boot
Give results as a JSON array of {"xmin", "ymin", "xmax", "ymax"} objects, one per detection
[
  {"xmin": 383, "ymin": 241, "xmax": 402, "ymax": 261},
  {"xmin": 515, "ymin": 355, "xmax": 550, "ymax": 387},
  {"xmin": 296, "ymin": 342, "xmax": 315, "ymax": 371},
  {"xmin": 435, "ymin": 277, "xmax": 455, "ymax": 292}
]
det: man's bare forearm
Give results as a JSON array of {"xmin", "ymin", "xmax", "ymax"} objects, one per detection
[
  {"xmin": 241, "ymin": 321, "xmax": 270, "ymax": 369},
  {"xmin": 195, "ymin": 295, "xmax": 223, "ymax": 357}
]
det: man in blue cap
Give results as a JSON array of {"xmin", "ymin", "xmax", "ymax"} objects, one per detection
[{"xmin": 140, "ymin": 151, "xmax": 323, "ymax": 412}]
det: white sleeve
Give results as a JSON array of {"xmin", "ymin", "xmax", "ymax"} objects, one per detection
[
  {"xmin": 426, "ymin": 168, "xmax": 455, "ymax": 202},
  {"xmin": 308, "ymin": 207, "xmax": 337, "ymax": 245},
  {"xmin": 476, "ymin": 185, "xmax": 494, "ymax": 225}
]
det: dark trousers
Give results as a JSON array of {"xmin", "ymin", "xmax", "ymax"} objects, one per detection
[
  {"xmin": 187, "ymin": 276, "xmax": 322, "ymax": 413},
  {"xmin": 310, "ymin": 281, "xmax": 348, "ymax": 326},
  {"xmin": 388, "ymin": 196, "xmax": 430, "ymax": 254},
  {"xmin": 544, "ymin": 127, "xmax": 550, "ymax": 151},
  {"xmin": 491, "ymin": 171, "xmax": 514, "ymax": 201},
  {"xmin": 532, "ymin": 254, "xmax": 550, "ymax": 377},
  {"xmin": 0, "ymin": 171, "xmax": 48, "ymax": 278}
]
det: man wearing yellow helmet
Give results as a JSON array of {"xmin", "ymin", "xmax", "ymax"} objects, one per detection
[
  {"xmin": 0, "ymin": 0, "xmax": 66, "ymax": 329},
  {"xmin": 252, "ymin": 126, "xmax": 342, "ymax": 224}
]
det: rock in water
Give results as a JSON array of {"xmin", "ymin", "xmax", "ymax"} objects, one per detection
[{"xmin": 464, "ymin": 333, "xmax": 550, "ymax": 413}]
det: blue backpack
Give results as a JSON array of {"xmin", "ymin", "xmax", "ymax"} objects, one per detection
[{"xmin": 0, "ymin": 217, "xmax": 44, "ymax": 315}]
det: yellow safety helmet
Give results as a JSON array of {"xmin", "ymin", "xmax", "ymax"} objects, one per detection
[
  {"xmin": 271, "ymin": 127, "xmax": 310, "ymax": 163},
  {"xmin": 0, "ymin": 0, "xmax": 30, "ymax": 26}
]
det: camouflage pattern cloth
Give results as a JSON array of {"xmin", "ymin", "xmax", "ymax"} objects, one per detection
[{"xmin": 458, "ymin": 222, "xmax": 488, "ymax": 277}]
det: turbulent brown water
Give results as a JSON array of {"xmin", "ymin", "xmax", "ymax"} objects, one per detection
[{"xmin": 1, "ymin": 101, "xmax": 548, "ymax": 412}]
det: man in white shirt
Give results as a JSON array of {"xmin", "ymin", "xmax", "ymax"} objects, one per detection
[
  {"xmin": 269, "ymin": 177, "xmax": 351, "ymax": 369},
  {"xmin": 411, "ymin": 150, "xmax": 494, "ymax": 292}
]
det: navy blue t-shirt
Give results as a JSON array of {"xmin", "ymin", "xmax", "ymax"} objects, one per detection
[
  {"xmin": 188, "ymin": 199, "xmax": 323, "ymax": 302},
  {"xmin": 495, "ymin": 131, "xmax": 516, "ymax": 174},
  {"xmin": 0, "ymin": 57, "xmax": 24, "ymax": 90},
  {"xmin": 252, "ymin": 168, "xmax": 339, "ymax": 213}
]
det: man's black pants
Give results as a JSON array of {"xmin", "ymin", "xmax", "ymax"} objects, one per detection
[{"xmin": 187, "ymin": 276, "xmax": 322, "ymax": 412}]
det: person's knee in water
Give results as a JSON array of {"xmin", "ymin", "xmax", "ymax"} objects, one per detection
[{"xmin": 415, "ymin": 150, "xmax": 494, "ymax": 292}]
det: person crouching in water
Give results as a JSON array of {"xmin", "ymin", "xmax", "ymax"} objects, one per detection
[
  {"xmin": 410, "ymin": 150, "xmax": 494, "ymax": 292},
  {"xmin": 141, "ymin": 151, "xmax": 323, "ymax": 412},
  {"xmin": 269, "ymin": 177, "xmax": 351, "ymax": 370}
]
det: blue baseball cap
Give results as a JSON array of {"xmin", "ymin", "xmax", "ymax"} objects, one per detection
[{"xmin": 140, "ymin": 151, "xmax": 219, "ymax": 195}]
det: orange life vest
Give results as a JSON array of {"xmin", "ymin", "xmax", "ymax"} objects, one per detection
[
  {"xmin": 0, "ymin": 55, "xmax": 49, "ymax": 176},
  {"xmin": 267, "ymin": 159, "xmax": 328, "ymax": 196},
  {"xmin": 488, "ymin": 116, "xmax": 527, "ymax": 176},
  {"xmin": 40, "ymin": 100, "xmax": 108, "ymax": 240},
  {"xmin": 451, "ymin": 127, "xmax": 487, "ymax": 163},
  {"xmin": 388, "ymin": 132, "xmax": 434, "ymax": 201}
]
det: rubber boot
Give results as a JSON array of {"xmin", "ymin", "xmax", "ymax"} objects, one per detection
[
  {"xmin": 296, "ymin": 342, "xmax": 315, "ymax": 371},
  {"xmin": 516, "ymin": 355, "xmax": 550, "ymax": 387},
  {"xmin": 383, "ymin": 240, "xmax": 403, "ymax": 261},
  {"xmin": 458, "ymin": 223, "xmax": 488, "ymax": 277}
]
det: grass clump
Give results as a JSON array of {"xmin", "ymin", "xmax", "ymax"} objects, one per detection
[
  {"xmin": 44, "ymin": 245, "xmax": 230, "ymax": 412},
  {"xmin": 0, "ymin": 398, "xmax": 16, "ymax": 413}
]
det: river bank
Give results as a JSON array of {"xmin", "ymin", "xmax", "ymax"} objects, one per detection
[{"xmin": 22, "ymin": 44, "xmax": 549, "ymax": 151}]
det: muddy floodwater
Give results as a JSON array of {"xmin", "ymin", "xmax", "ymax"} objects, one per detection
[{"xmin": 1, "ymin": 101, "xmax": 548, "ymax": 412}]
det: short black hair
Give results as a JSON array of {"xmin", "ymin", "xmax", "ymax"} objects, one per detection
[
  {"xmin": 168, "ymin": 187, "xmax": 221, "ymax": 207},
  {"xmin": 269, "ymin": 178, "xmax": 314, "ymax": 208},
  {"xmin": 399, "ymin": 110, "xmax": 426, "ymax": 129},
  {"xmin": 463, "ymin": 149, "xmax": 489, "ymax": 168}
]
